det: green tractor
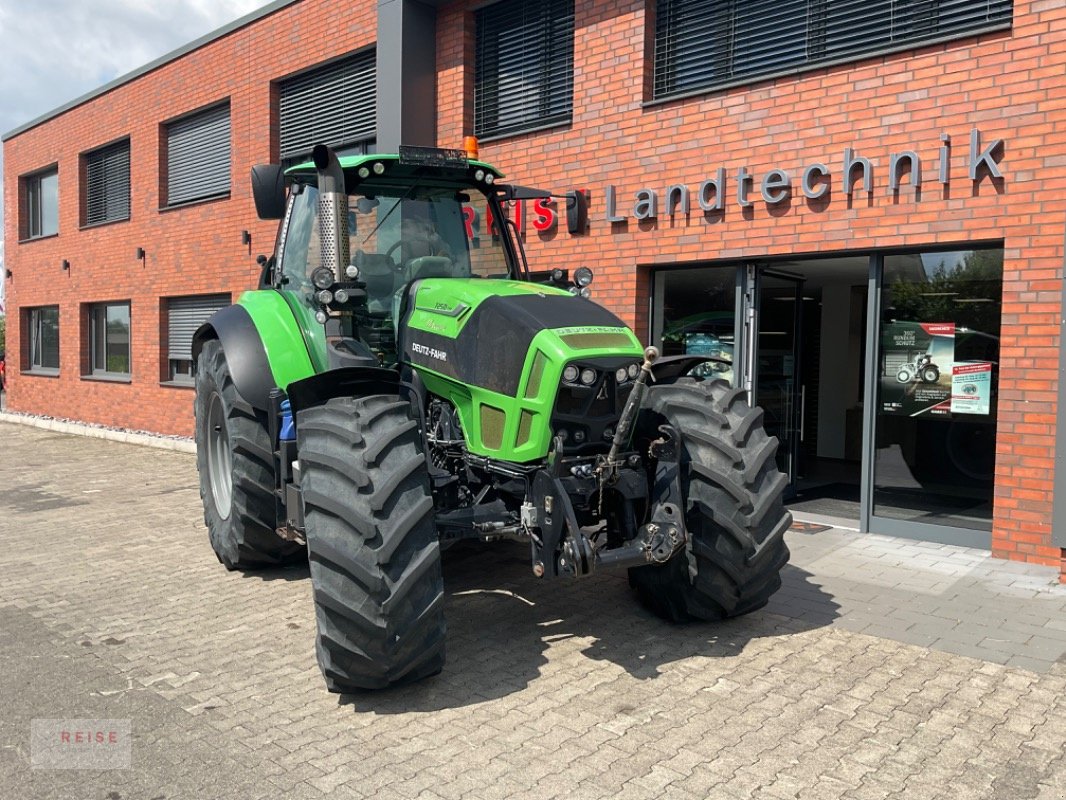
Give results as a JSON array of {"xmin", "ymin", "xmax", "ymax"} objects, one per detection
[{"xmin": 193, "ymin": 144, "xmax": 790, "ymax": 692}]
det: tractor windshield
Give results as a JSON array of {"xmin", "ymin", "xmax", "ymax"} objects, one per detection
[
  {"xmin": 351, "ymin": 186, "xmax": 516, "ymax": 281},
  {"xmin": 279, "ymin": 180, "xmax": 518, "ymax": 310}
]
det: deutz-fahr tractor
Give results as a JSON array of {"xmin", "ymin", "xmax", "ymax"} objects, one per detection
[{"xmin": 193, "ymin": 143, "xmax": 791, "ymax": 692}]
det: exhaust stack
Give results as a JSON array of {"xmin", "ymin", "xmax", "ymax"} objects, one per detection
[{"xmin": 312, "ymin": 144, "xmax": 350, "ymax": 282}]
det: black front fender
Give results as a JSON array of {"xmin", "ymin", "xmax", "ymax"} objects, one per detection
[
  {"xmin": 192, "ymin": 304, "xmax": 276, "ymax": 411},
  {"xmin": 286, "ymin": 367, "xmax": 401, "ymax": 419}
]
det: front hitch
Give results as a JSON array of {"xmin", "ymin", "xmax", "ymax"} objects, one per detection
[{"xmin": 528, "ymin": 424, "xmax": 688, "ymax": 579}]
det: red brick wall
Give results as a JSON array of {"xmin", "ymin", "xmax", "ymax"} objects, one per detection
[
  {"xmin": 2, "ymin": 0, "xmax": 377, "ymax": 436},
  {"xmin": 5, "ymin": 0, "xmax": 1066, "ymax": 572},
  {"xmin": 436, "ymin": 0, "xmax": 1066, "ymax": 569}
]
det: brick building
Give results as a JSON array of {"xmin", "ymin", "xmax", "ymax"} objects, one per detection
[{"xmin": 5, "ymin": 0, "xmax": 1066, "ymax": 575}]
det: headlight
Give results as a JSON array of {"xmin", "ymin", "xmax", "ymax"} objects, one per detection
[
  {"xmin": 615, "ymin": 367, "xmax": 628, "ymax": 383},
  {"xmin": 574, "ymin": 267, "xmax": 594, "ymax": 287},
  {"xmin": 579, "ymin": 287, "xmax": 592, "ymax": 299},
  {"xmin": 345, "ymin": 264, "xmax": 359, "ymax": 279},
  {"xmin": 579, "ymin": 368, "xmax": 596, "ymax": 386},
  {"xmin": 372, "ymin": 162, "xmax": 385, "ymax": 175},
  {"xmin": 357, "ymin": 166, "xmax": 370, "ymax": 179},
  {"xmin": 312, "ymin": 268, "xmax": 334, "ymax": 290},
  {"xmin": 485, "ymin": 173, "xmax": 495, "ymax": 185},
  {"xmin": 551, "ymin": 268, "xmax": 565, "ymax": 282},
  {"xmin": 627, "ymin": 363, "xmax": 639, "ymax": 379},
  {"xmin": 573, "ymin": 430, "xmax": 586, "ymax": 443},
  {"xmin": 563, "ymin": 365, "xmax": 580, "ymax": 383},
  {"xmin": 316, "ymin": 289, "xmax": 333, "ymax": 305},
  {"xmin": 314, "ymin": 309, "xmax": 328, "ymax": 324},
  {"xmin": 334, "ymin": 288, "xmax": 350, "ymax": 303},
  {"xmin": 474, "ymin": 169, "xmax": 486, "ymax": 182},
  {"xmin": 556, "ymin": 429, "xmax": 569, "ymax": 442}
]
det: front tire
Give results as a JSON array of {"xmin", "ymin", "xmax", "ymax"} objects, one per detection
[
  {"xmin": 629, "ymin": 379, "xmax": 791, "ymax": 622},
  {"xmin": 194, "ymin": 339, "xmax": 303, "ymax": 570},
  {"xmin": 297, "ymin": 395, "xmax": 445, "ymax": 692},
  {"xmin": 921, "ymin": 365, "xmax": 941, "ymax": 383}
]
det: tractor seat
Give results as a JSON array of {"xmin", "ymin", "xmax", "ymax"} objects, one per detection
[
  {"xmin": 407, "ymin": 256, "xmax": 465, "ymax": 282},
  {"xmin": 353, "ymin": 251, "xmax": 400, "ymax": 315}
]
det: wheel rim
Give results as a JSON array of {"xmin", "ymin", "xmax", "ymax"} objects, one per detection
[{"xmin": 207, "ymin": 391, "xmax": 233, "ymax": 519}]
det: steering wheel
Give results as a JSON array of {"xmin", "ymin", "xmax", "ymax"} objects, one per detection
[{"xmin": 371, "ymin": 241, "xmax": 410, "ymax": 277}]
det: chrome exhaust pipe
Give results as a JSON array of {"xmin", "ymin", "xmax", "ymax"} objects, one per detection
[{"xmin": 312, "ymin": 143, "xmax": 349, "ymax": 282}]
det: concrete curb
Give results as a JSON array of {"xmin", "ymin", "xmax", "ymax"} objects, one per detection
[{"xmin": 0, "ymin": 411, "xmax": 196, "ymax": 454}]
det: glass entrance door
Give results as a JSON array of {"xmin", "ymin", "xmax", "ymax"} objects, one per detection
[{"xmin": 752, "ymin": 269, "xmax": 804, "ymax": 493}]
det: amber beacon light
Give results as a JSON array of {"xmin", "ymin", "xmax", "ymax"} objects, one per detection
[{"xmin": 463, "ymin": 136, "xmax": 479, "ymax": 160}]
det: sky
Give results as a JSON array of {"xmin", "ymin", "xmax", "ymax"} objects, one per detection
[{"xmin": 0, "ymin": 0, "xmax": 273, "ymax": 309}]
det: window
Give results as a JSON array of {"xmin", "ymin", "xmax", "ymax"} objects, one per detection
[
  {"xmin": 84, "ymin": 140, "xmax": 130, "ymax": 225},
  {"xmin": 278, "ymin": 177, "xmax": 516, "ymax": 366},
  {"xmin": 165, "ymin": 294, "xmax": 229, "ymax": 383},
  {"xmin": 653, "ymin": 0, "xmax": 1014, "ymax": 99},
  {"xmin": 278, "ymin": 51, "xmax": 376, "ymax": 165},
  {"xmin": 87, "ymin": 302, "xmax": 131, "ymax": 377},
  {"xmin": 26, "ymin": 306, "xmax": 60, "ymax": 372},
  {"xmin": 165, "ymin": 103, "xmax": 231, "ymax": 207},
  {"xmin": 22, "ymin": 168, "xmax": 58, "ymax": 239},
  {"xmin": 873, "ymin": 247, "xmax": 1003, "ymax": 531},
  {"xmin": 475, "ymin": 0, "xmax": 574, "ymax": 138}
]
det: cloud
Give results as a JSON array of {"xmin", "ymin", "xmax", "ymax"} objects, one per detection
[{"xmin": 0, "ymin": 0, "xmax": 272, "ymax": 240}]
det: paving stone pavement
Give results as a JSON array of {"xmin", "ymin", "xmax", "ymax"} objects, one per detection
[{"xmin": 0, "ymin": 421, "xmax": 1064, "ymax": 800}]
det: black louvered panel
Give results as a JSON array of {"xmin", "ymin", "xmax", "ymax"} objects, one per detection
[
  {"xmin": 167, "ymin": 104, "xmax": 231, "ymax": 206},
  {"xmin": 654, "ymin": 0, "xmax": 1013, "ymax": 99},
  {"xmin": 167, "ymin": 294, "xmax": 230, "ymax": 361},
  {"xmin": 475, "ymin": 0, "xmax": 574, "ymax": 138},
  {"xmin": 279, "ymin": 51, "xmax": 376, "ymax": 162},
  {"xmin": 85, "ymin": 141, "xmax": 130, "ymax": 225},
  {"xmin": 732, "ymin": 0, "xmax": 808, "ymax": 79}
]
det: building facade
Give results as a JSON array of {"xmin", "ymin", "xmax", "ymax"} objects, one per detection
[{"xmin": 5, "ymin": 0, "xmax": 1066, "ymax": 576}]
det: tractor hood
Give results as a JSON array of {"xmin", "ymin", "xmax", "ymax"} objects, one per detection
[{"xmin": 402, "ymin": 279, "xmax": 641, "ymax": 396}]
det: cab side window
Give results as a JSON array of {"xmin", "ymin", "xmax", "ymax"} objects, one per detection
[{"xmin": 278, "ymin": 184, "xmax": 321, "ymax": 301}]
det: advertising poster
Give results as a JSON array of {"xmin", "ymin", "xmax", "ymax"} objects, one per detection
[
  {"xmin": 880, "ymin": 321, "xmax": 994, "ymax": 418},
  {"xmin": 880, "ymin": 322, "xmax": 955, "ymax": 417},
  {"xmin": 950, "ymin": 362, "xmax": 993, "ymax": 414}
]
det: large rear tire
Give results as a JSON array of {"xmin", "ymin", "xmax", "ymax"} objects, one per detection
[
  {"xmin": 297, "ymin": 395, "xmax": 446, "ymax": 692},
  {"xmin": 194, "ymin": 339, "xmax": 303, "ymax": 570},
  {"xmin": 629, "ymin": 378, "xmax": 791, "ymax": 622}
]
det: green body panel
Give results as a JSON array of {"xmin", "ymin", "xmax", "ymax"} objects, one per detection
[
  {"xmin": 236, "ymin": 290, "xmax": 320, "ymax": 390},
  {"xmin": 406, "ymin": 279, "xmax": 644, "ymax": 462}
]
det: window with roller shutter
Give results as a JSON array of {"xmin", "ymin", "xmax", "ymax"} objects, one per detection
[
  {"xmin": 165, "ymin": 103, "xmax": 231, "ymax": 207},
  {"xmin": 83, "ymin": 140, "xmax": 130, "ymax": 226},
  {"xmin": 278, "ymin": 51, "xmax": 376, "ymax": 166},
  {"xmin": 475, "ymin": 0, "xmax": 574, "ymax": 139},
  {"xmin": 165, "ymin": 294, "xmax": 231, "ymax": 384},
  {"xmin": 653, "ymin": 0, "xmax": 1014, "ymax": 101}
]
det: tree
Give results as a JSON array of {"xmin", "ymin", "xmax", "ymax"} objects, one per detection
[{"xmin": 885, "ymin": 250, "xmax": 1003, "ymax": 337}]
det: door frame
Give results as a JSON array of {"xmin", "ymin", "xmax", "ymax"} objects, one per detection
[
  {"xmin": 743, "ymin": 264, "xmax": 805, "ymax": 496},
  {"xmin": 649, "ymin": 251, "xmax": 996, "ymax": 550}
]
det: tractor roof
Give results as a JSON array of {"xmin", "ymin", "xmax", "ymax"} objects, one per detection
[{"xmin": 284, "ymin": 152, "xmax": 504, "ymax": 187}]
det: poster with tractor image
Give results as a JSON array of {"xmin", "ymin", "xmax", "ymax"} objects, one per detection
[
  {"xmin": 882, "ymin": 322, "xmax": 956, "ymax": 416},
  {"xmin": 880, "ymin": 322, "xmax": 993, "ymax": 417}
]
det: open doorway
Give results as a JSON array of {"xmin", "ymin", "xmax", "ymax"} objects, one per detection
[
  {"xmin": 653, "ymin": 256, "xmax": 870, "ymax": 523},
  {"xmin": 653, "ymin": 247, "xmax": 1003, "ymax": 544},
  {"xmin": 753, "ymin": 258, "xmax": 869, "ymax": 522}
]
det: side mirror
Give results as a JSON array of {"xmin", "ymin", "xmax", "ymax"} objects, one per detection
[
  {"xmin": 498, "ymin": 184, "xmax": 552, "ymax": 201},
  {"xmin": 566, "ymin": 190, "xmax": 588, "ymax": 234},
  {"xmin": 251, "ymin": 164, "xmax": 286, "ymax": 220}
]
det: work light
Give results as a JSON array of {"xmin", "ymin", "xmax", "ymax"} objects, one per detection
[{"xmin": 312, "ymin": 268, "xmax": 334, "ymax": 289}]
